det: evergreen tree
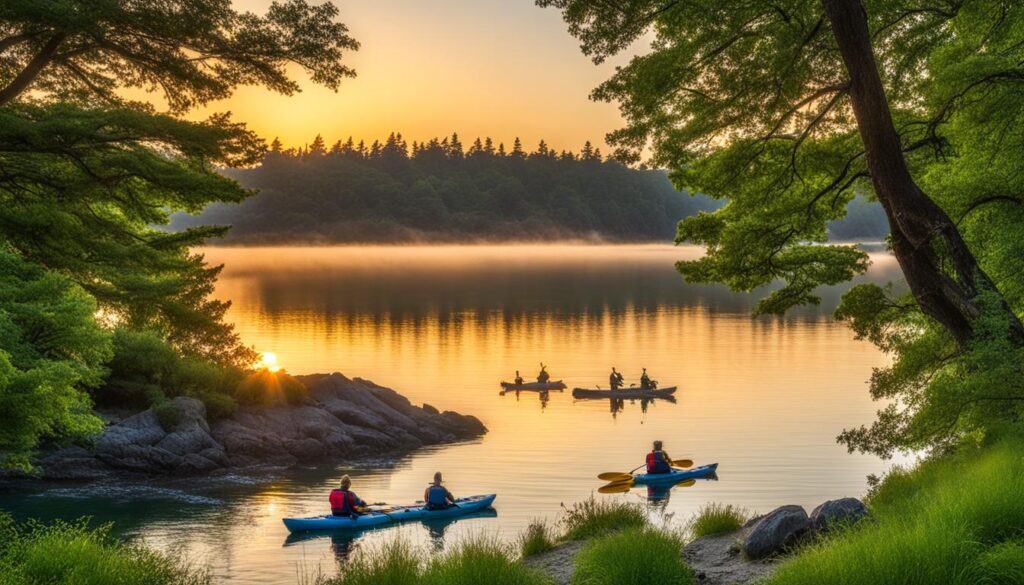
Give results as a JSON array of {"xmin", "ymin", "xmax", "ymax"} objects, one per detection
[
  {"xmin": 449, "ymin": 132, "xmax": 464, "ymax": 159},
  {"xmin": 270, "ymin": 137, "xmax": 283, "ymax": 153},
  {"xmin": 484, "ymin": 137, "xmax": 496, "ymax": 156},
  {"xmin": 309, "ymin": 134, "xmax": 326, "ymax": 155},
  {"xmin": 511, "ymin": 137, "xmax": 525, "ymax": 158}
]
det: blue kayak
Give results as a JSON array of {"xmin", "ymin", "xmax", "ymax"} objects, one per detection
[
  {"xmin": 632, "ymin": 463, "xmax": 718, "ymax": 486},
  {"xmin": 282, "ymin": 494, "xmax": 497, "ymax": 533}
]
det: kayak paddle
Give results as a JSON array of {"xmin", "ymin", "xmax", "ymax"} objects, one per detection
[
  {"xmin": 674, "ymin": 479, "xmax": 697, "ymax": 488},
  {"xmin": 598, "ymin": 459, "xmax": 693, "ymax": 482},
  {"xmin": 597, "ymin": 481, "xmax": 634, "ymax": 494},
  {"xmin": 672, "ymin": 459, "xmax": 694, "ymax": 468}
]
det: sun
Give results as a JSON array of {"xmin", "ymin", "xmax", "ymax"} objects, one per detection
[{"xmin": 259, "ymin": 351, "xmax": 281, "ymax": 373}]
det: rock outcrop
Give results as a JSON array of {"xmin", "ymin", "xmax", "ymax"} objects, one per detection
[{"xmin": 37, "ymin": 373, "xmax": 486, "ymax": 479}]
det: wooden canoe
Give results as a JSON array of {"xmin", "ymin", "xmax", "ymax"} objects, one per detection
[
  {"xmin": 571, "ymin": 386, "xmax": 677, "ymax": 399},
  {"xmin": 500, "ymin": 380, "xmax": 567, "ymax": 391}
]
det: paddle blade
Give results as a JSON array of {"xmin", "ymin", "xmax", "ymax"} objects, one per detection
[
  {"xmin": 673, "ymin": 479, "xmax": 697, "ymax": 488},
  {"xmin": 598, "ymin": 472, "xmax": 632, "ymax": 482},
  {"xmin": 598, "ymin": 481, "xmax": 634, "ymax": 494},
  {"xmin": 672, "ymin": 459, "xmax": 694, "ymax": 469}
]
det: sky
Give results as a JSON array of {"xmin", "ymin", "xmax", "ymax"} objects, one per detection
[{"xmin": 180, "ymin": 0, "xmax": 641, "ymax": 153}]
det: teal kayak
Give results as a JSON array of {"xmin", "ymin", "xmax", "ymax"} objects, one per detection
[
  {"xmin": 632, "ymin": 463, "xmax": 718, "ymax": 486},
  {"xmin": 282, "ymin": 494, "xmax": 496, "ymax": 533}
]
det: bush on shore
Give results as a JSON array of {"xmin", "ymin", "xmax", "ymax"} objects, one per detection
[
  {"xmin": 0, "ymin": 514, "xmax": 210, "ymax": 585},
  {"xmin": 560, "ymin": 497, "xmax": 647, "ymax": 541},
  {"xmin": 323, "ymin": 536, "xmax": 554, "ymax": 585},
  {"xmin": 688, "ymin": 503, "xmax": 748, "ymax": 539},
  {"xmin": 518, "ymin": 519, "xmax": 558, "ymax": 558},
  {"xmin": 571, "ymin": 526, "xmax": 692, "ymax": 585}
]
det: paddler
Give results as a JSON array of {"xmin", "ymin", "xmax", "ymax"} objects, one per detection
[
  {"xmin": 424, "ymin": 471, "xmax": 456, "ymax": 510},
  {"xmin": 537, "ymin": 363, "xmax": 550, "ymax": 383},
  {"xmin": 330, "ymin": 475, "xmax": 367, "ymax": 518},
  {"xmin": 514, "ymin": 370, "xmax": 524, "ymax": 385},
  {"xmin": 646, "ymin": 440, "xmax": 672, "ymax": 474},
  {"xmin": 609, "ymin": 367, "xmax": 624, "ymax": 390},
  {"xmin": 639, "ymin": 368, "xmax": 653, "ymax": 390}
]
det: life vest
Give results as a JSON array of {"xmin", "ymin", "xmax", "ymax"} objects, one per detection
[
  {"xmin": 330, "ymin": 489, "xmax": 357, "ymax": 513},
  {"xmin": 646, "ymin": 450, "xmax": 670, "ymax": 474},
  {"xmin": 426, "ymin": 485, "xmax": 449, "ymax": 507}
]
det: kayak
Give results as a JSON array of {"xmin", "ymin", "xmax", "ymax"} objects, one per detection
[
  {"xmin": 282, "ymin": 494, "xmax": 497, "ymax": 533},
  {"xmin": 500, "ymin": 380, "xmax": 567, "ymax": 391},
  {"xmin": 633, "ymin": 463, "xmax": 718, "ymax": 486},
  {"xmin": 572, "ymin": 386, "xmax": 677, "ymax": 399}
]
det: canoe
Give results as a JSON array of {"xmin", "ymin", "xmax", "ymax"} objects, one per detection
[
  {"xmin": 500, "ymin": 380, "xmax": 567, "ymax": 391},
  {"xmin": 633, "ymin": 463, "xmax": 718, "ymax": 486},
  {"xmin": 572, "ymin": 386, "xmax": 677, "ymax": 399},
  {"xmin": 282, "ymin": 494, "xmax": 497, "ymax": 533}
]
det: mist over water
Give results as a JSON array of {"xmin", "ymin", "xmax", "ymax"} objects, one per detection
[{"xmin": 3, "ymin": 244, "xmax": 908, "ymax": 584}]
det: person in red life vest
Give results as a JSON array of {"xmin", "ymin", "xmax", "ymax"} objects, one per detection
[
  {"xmin": 646, "ymin": 440, "xmax": 672, "ymax": 474},
  {"xmin": 329, "ymin": 475, "xmax": 366, "ymax": 517},
  {"xmin": 424, "ymin": 471, "xmax": 456, "ymax": 510}
]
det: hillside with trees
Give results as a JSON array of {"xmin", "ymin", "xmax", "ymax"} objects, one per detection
[{"xmin": 171, "ymin": 133, "xmax": 724, "ymax": 242}]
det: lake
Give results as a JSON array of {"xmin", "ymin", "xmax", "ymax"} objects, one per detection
[{"xmin": 1, "ymin": 244, "xmax": 907, "ymax": 584}]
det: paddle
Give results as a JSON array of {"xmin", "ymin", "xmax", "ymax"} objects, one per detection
[
  {"xmin": 597, "ymin": 459, "xmax": 694, "ymax": 482},
  {"xmin": 597, "ymin": 481, "xmax": 634, "ymax": 494},
  {"xmin": 674, "ymin": 479, "xmax": 696, "ymax": 488},
  {"xmin": 672, "ymin": 459, "xmax": 694, "ymax": 469}
]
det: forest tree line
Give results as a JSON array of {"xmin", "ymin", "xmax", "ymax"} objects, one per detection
[{"xmin": 174, "ymin": 131, "xmax": 888, "ymax": 242}]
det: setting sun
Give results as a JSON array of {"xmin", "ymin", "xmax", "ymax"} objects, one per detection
[{"xmin": 259, "ymin": 351, "xmax": 280, "ymax": 373}]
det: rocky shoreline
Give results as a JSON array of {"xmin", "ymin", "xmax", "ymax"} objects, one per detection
[{"xmin": 25, "ymin": 373, "xmax": 486, "ymax": 480}]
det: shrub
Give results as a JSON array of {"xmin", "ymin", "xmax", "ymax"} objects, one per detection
[
  {"xmin": 0, "ymin": 516, "xmax": 210, "ymax": 585},
  {"xmin": 561, "ymin": 497, "xmax": 647, "ymax": 541},
  {"xmin": 572, "ymin": 527, "xmax": 692, "ymax": 585},
  {"xmin": 152, "ymin": 401, "xmax": 182, "ymax": 432},
  {"xmin": 688, "ymin": 503, "xmax": 748, "ymax": 539},
  {"xmin": 324, "ymin": 536, "xmax": 553, "ymax": 585},
  {"xmin": 422, "ymin": 536, "xmax": 555, "ymax": 585},
  {"xmin": 327, "ymin": 539, "xmax": 420, "ymax": 585},
  {"xmin": 519, "ymin": 519, "xmax": 557, "ymax": 557},
  {"xmin": 234, "ymin": 369, "xmax": 308, "ymax": 406}
]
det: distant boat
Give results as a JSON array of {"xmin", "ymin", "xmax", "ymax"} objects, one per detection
[
  {"xmin": 572, "ymin": 386, "xmax": 677, "ymax": 399},
  {"xmin": 499, "ymin": 380, "xmax": 567, "ymax": 391}
]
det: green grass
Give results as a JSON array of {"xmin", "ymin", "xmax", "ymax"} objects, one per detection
[
  {"xmin": 324, "ymin": 536, "xmax": 554, "ymax": 585},
  {"xmin": 763, "ymin": 437, "xmax": 1024, "ymax": 585},
  {"xmin": 560, "ymin": 497, "xmax": 647, "ymax": 541},
  {"xmin": 571, "ymin": 526, "xmax": 692, "ymax": 585},
  {"xmin": 688, "ymin": 503, "xmax": 748, "ymax": 539},
  {"xmin": 0, "ymin": 515, "xmax": 209, "ymax": 585},
  {"xmin": 518, "ymin": 520, "xmax": 557, "ymax": 557}
]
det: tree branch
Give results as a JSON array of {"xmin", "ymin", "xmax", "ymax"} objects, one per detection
[{"xmin": 0, "ymin": 32, "xmax": 66, "ymax": 106}]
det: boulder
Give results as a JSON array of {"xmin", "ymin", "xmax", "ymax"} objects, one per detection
[
  {"xmin": 742, "ymin": 505, "xmax": 810, "ymax": 559},
  {"xmin": 810, "ymin": 498, "xmax": 869, "ymax": 533}
]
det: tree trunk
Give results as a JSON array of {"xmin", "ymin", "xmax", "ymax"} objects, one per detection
[
  {"xmin": 822, "ymin": 0, "xmax": 1024, "ymax": 347},
  {"xmin": 0, "ymin": 32, "xmax": 65, "ymax": 106}
]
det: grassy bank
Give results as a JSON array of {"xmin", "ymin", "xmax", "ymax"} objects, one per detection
[
  {"xmin": 764, "ymin": 436, "xmax": 1024, "ymax": 585},
  {"xmin": 0, "ymin": 514, "xmax": 209, "ymax": 585}
]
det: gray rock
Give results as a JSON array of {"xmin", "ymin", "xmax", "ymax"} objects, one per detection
[
  {"xmin": 742, "ymin": 505, "xmax": 810, "ymax": 559},
  {"xmin": 35, "ymin": 373, "xmax": 486, "ymax": 477},
  {"xmin": 810, "ymin": 498, "xmax": 869, "ymax": 533}
]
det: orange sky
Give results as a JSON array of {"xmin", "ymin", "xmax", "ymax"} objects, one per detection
[{"xmin": 176, "ymin": 0, "xmax": 642, "ymax": 153}]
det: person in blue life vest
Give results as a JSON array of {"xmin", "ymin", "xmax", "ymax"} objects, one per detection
[
  {"xmin": 646, "ymin": 440, "xmax": 672, "ymax": 474},
  {"xmin": 329, "ymin": 475, "xmax": 367, "ymax": 517},
  {"xmin": 424, "ymin": 471, "xmax": 456, "ymax": 510}
]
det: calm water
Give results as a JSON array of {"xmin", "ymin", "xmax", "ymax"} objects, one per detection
[{"xmin": 2, "ymin": 244, "xmax": 908, "ymax": 584}]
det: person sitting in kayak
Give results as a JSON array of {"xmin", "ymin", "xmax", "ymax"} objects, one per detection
[
  {"xmin": 424, "ymin": 471, "xmax": 456, "ymax": 510},
  {"xmin": 537, "ymin": 363, "xmax": 550, "ymax": 383},
  {"xmin": 330, "ymin": 475, "xmax": 366, "ymax": 518},
  {"xmin": 609, "ymin": 367, "xmax": 624, "ymax": 390},
  {"xmin": 514, "ymin": 370, "xmax": 524, "ymax": 386},
  {"xmin": 646, "ymin": 440, "xmax": 672, "ymax": 474},
  {"xmin": 640, "ymin": 368, "xmax": 655, "ymax": 390}
]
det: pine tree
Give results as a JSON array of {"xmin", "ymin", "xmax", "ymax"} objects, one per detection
[
  {"xmin": 497, "ymin": 142, "xmax": 507, "ymax": 157},
  {"xmin": 330, "ymin": 140, "xmax": 342, "ymax": 154},
  {"xmin": 356, "ymin": 140, "xmax": 368, "ymax": 158},
  {"xmin": 533, "ymin": 139, "xmax": 549, "ymax": 158},
  {"xmin": 468, "ymin": 137, "xmax": 484, "ymax": 158},
  {"xmin": 484, "ymin": 137, "xmax": 495, "ymax": 156},
  {"xmin": 269, "ymin": 137, "xmax": 283, "ymax": 153},
  {"xmin": 449, "ymin": 132, "xmax": 464, "ymax": 159},
  {"xmin": 309, "ymin": 134, "xmax": 326, "ymax": 155},
  {"xmin": 580, "ymin": 140, "xmax": 595, "ymax": 160},
  {"xmin": 511, "ymin": 137, "xmax": 524, "ymax": 158}
]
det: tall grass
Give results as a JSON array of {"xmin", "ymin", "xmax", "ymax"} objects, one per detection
[
  {"xmin": 764, "ymin": 437, "xmax": 1024, "ymax": 585},
  {"xmin": 0, "ymin": 515, "xmax": 210, "ymax": 585},
  {"xmin": 688, "ymin": 503, "xmax": 748, "ymax": 539},
  {"xmin": 571, "ymin": 527, "xmax": 692, "ymax": 585},
  {"xmin": 323, "ymin": 536, "xmax": 554, "ymax": 585},
  {"xmin": 560, "ymin": 497, "xmax": 647, "ymax": 541},
  {"xmin": 518, "ymin": 520, "xmax": 557, "ymax": 557}
]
